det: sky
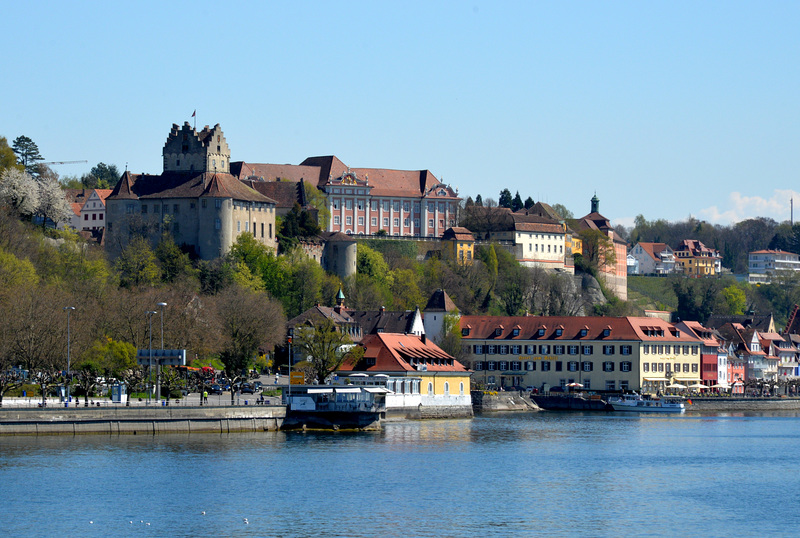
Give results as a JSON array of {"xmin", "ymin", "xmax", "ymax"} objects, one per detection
[{"xmin": 3, "ymin": 1, "xmax": 799, "ymax": 229}]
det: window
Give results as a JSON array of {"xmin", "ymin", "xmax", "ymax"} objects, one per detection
[
  {"xmin": 498, "ymin": 361, "xmax": 508, "ymax": 371},
  {"xmin": 215, "ymin": 199, "xmax": 222, "ymax": 209},
  {"xmin": 173, "ymin": 204, "xmax": 179, "ymax": 214},
  {"xmin": 658, "ymin": 363, "xmax": 664, "ymax": 372},
  {"xmin": 357, "ymin": 200, "xmax": 364, "ymax": 211},
  {"xmin": 84, "ymin": 214, "xmax": 88, "ymax": 220},
  {"xmin": 603, "ymin": 328, "xmax": 611, "ymax": 337},
  {"xmin": 126, "ymin": 204, "xmax": 134, "ymax": 214},
  {"xmin": 414, "ymin": 218, "xmax": 420, "ymax": 227},
  {"xmin": 582, "ymin": 362, "xmax": 593, "ymax": 372},
  {"xmin": 643, "ymin": 363, "xmax": 649, "ymax": 372},
  {"xmin": 605, "ymin": 380, "xmax": 616, "ymax": 391},
  {"xmin": 692, "ymin": 363, "xmax": 698, "ymax": 373},
  {"xmin": 237, "ymin": 221, "xmax": 241, "ymax": 232},
  {"xmin": 621, "ymin": 345, "xmax": 632, "ymax": 355},
  {"xmin": 346, "ymin": 216, "xmax": 352, "ymax": 225},
  {"xmin": 428, "ymin": 219, "xmax": 434, "ymax": 228},
  {"xmin": 603, "ymin": 362, "xmax": 614, "ymax": 372},
  {"xmin": 643, "ymin": 345, "xmax": 649, "ymax": 355},
  {"xmin": 202, "ymin": 199, "xmax": 207, "ymax": 208},
  {"xmin": 603, "ymin": 345, "xmax": 615, "ymax": 355},
  {"xmin": 511, "ymin": 362, "xmax": 521, "ymax": 371},
  {"xmin": 214, "ymin": 218, "xmax": 221, "ymax": 230},
  {"xmin": 333, "ymin": 200, "xmax": 340, "ymax": 210},
  {"xmin": 487, "ymin": 345, "xmax": 497, "ymax": 355},
  {"xmin": 541, "ymin": 361, "xmax": 551, "ymax": 371},
  {"xmin": 556, "ymin": 328, "xmax": 563, "ymax": 337},
  {"xmin": 582, "ymin": 345, "xmax": 593, "ymax": 355},
  {"xmin": 403, "ymin": 202, "xmax": 410, "ymax": 212},
  {"xmin": 499, "ymin": 345, "xmax": 508, "ymax": 355},
  {"xmin": 393, "ymin": 218, "xmax": 399, "ymax": 227},
  {"xmin": 554, "ymin": 345, "xmax": 565, "ymax": 355},
  {"xmin": 580, "ymin": 329, "xmax": 588, "ymax": 337},
  {"xmin": 526, "ymin": 361, "xmax": 535, "ymax": 371},
  {"xmin": 568, "ymin": 345, "xmax": 579, "ymax": 355},
  {"xmin": 538, "ymin": 328, "xmax": 545, "ymax": 337},
  {"xmin": 383, "ymin": 218, "xmax": 389, "ymax": 227},
  {"xmin": 371, "ymin": 217, "xmax": 377, "ymax": 226},
  {"xmin": 539, "ymin": 345, "xmax": 550, "ymax": 354},
  {"xmin": 555, "ymin": 361, "xmax": 563, "ymax": 371},
  {"xmin": 683, "ymin": 363, "xmax": 690, "ymax": 373},
  {"xmin": 371, "ymin": 201, "xmax": 378, "ymax": 211},
  {"xmin": 568, "ymin": 361, "xmax": 578, "ymax": 372},
  {"xmin": 473, "ymin": 361, "xmax": 484, "ymax": 371},
  {"xmin": 428, "ymin": 382, "xmax": 434, "ymax": 395},
  {"xmin": 383, "ymin": 201, "xmax": 390, "ymax": 211},
  {"xmin": 651, "ymin": 362, "xmax": 657, "ymax": 372},
  {"xmin": 245, "ymin": 221, "xmax": 249, "ymax": 232},
  {"xmin": 621, "ymin": 362, "xmax": 632, "ymax": 372},
  {"xmin": 334, "ymin": 216, "xmax": 340, "ymax": 225},
  {"xmin": 346, "ymin": 199, "xmax": 352, "ymax": 210},
  {"xmin": 525, "ymin": 345, "xmax": 534, "ymax": 354},
  {"xmin": 403, "ymin": 218, "xmax": 409, "ymax": 227},
  {"xmin": 473, "ymin": 345, "xmax": 483, "ymax": 354},
  {"xmin": 511, "ymin": 345, "xmax": 521, "ymax": 354},
  {"xmin": 487, "ymin": 361, "xmax": 496, "ymax": 371},
  {"xmin": 393, "ymin": 202, "xmax": 400, "ymax": 212}
]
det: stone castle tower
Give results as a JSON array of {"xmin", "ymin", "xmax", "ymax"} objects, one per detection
[{"xmin": 162, "ymin": 122, "xmax": 231, "ymax": 174}]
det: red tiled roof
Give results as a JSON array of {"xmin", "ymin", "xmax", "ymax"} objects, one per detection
[
  {"xmin": 442, "ymin": 227, "xmax": 475, "ymax": 241},
  {"xmin": 109, "ymin": 171, "xmax": 275, "ymax": 203},
  {"xmin": 340, "ymin": 333, "xmax": 468, "ymax": 373}
]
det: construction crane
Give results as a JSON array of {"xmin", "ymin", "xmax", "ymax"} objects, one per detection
[{"xmin": 39, "ymin": 160, "xmax": 88, "ymax": 166}]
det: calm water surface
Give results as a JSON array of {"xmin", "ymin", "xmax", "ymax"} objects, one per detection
[{"xmin": 1, "ymin": 411, "xmax": 799, "ymax": 537}]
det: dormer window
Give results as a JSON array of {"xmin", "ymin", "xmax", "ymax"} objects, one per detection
[
  {"xmin": 512, "ymin": 328, "xmax": 520, "ymax": 337},
  {"xmin": 580, "ymin": 329, "xmax": 588, "ymax": 337},
  {"xmin": 495, "ymin": 328, "xmax": 502, "ymax": 337},
  {"xmin": 603, "ymin": 328, "xmax": 610, "ymax": 337},
  {"xmin": 556, "ymin": 328, "xmax": 563, "ymax": 337},
  {"xmin": 462, "ymin": 327, "xmax": 470, "ymax": 336},
  {"xmin": 538, "ymin": 328, "xmax": 545, "ymax": 337}
]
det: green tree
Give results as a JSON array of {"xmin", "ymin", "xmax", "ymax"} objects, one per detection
[
  {"xmin": 294, "ymin": 318, "xmax": 353, "ymax": 384},
  {"xmin": 511, "ymin": 191, "xmax": 524, "ymax": 212},
  {"xmin": 577, "ymin": 229, "xmax": 616, "ymax": 276},
  {"xmin": 524, "ymin": 196, "xmax": 535, "ymax": 209},
  {"xmin": 302, "ymin": 181, "xmax": 330, "ymax": 230},
  {"xmin": 11, "ymin": 136, "xmax": 43, "ymax": 176},
  {"xmin": 155, "ymin": 234, "xmax": 195, "ymax": 283},
  {"xmin": 0, "ymin": 137, "xmax": 23, "ymax": 174},
  {"xmin": 83, "ymin": 162, "xmax": 120, "ymax": 189},
  {"xmin": 116, "ymin": 236, "xmax": 160, "ymax": 288},
  {"xmin": 474, "ymin": 194, "xmax": 483, "ymax": 206},
  {"xmin": 357, "ymin": 244, "xmax": 391, "ymax": 285},
  {"xmin": 722, "ymin": 285, "xmax": 746, "ymax": 315},
  {"xmin": 436, "ymin": 310, "xmax": 464, "ymax": 360},
  {"xmin": 498, "ymin": 188, "xmax": 513, "ymax": 208}
]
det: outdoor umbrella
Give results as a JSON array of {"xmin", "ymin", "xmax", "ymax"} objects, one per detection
[
  {"xmin": 666, "ymin": 383, "xmax": 687, "ymax": 389},
  {"xmin": 688, "ymin": 383, "xmax": 707, "ymax": 390}
]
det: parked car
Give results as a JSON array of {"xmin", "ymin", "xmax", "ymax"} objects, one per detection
[
  {"xmin": 240, "ymin": 383, "xmax": 255, "ymax": 394},
  {"xmin": 253, "ymin": 381, "xmax": 263, "ymax": 392},
  {"xmin": 210, "ymin": 384, "xmax": 223, "ymax": 395}
]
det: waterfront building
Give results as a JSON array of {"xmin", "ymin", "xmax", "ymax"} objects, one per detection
[
  {"xmin": 747, "ymin": 249, "xmax": 800, "ymax": 284},
  {"xmin": 106, "ymin": 123, "xmax": 277, "ymax": 259},
  {"xmin": 338, "ymin": 332, "xmax": 473, "ymax": 418},
  {"xmin": 459, "ymin": 315, "xmax": 701, "ymax": 393},
  {"xmin": 715, "ymin": 323, "xmax": 776, "ymax": 382},
  {"xmin": 674, "ymin": 320, "xmax": 722, "ymax": 387}
]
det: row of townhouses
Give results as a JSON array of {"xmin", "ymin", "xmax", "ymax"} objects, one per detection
[{"xmin": 627, "ymin": 240, "xmax": 723, "ymax": 276}]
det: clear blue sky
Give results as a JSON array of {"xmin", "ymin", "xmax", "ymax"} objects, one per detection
[{"xmin": 3, "ymin": 1, "xmax": 799, "ymax": 228}]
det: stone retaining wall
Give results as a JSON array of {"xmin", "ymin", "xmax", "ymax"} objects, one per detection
[
  {"xmin": 472, "ymin": 391, "xmax": 539, "ymax": 413},
  {"xmin": 0, "ymin": 405, "xmax": 286, "ymax": 436},
  {"xmin": 687, "ymin": 397, "xmax": 800, "ymax": 412}
]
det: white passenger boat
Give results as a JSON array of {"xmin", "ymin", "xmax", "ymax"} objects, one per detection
[{"xmin": 608, "ymin": 393, "xmax": 685, "ymax": 413}]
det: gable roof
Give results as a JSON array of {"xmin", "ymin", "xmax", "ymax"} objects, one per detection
[
  {"xmin": 706, "ymin": 314, "xmax": 775, "ymax": 333},
  {"xmin": 109, "ymin": 171, "xmax": 275, "ymax": 203},
  {"xmin": 340, "ymin": 333, "xmax": 468, "ymax": 373}
]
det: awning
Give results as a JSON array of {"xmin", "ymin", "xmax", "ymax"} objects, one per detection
[
  {"xmin": 673, "ymin": 377, "xmax": 702, "ymax": 382},
  {"xmin": 643, "ymin": 377, "xmax": 668, "ymax": 382},
  {"xmin": 364, "ymin": 387, "xmax": 391, "ymax": 394},
  {"xmin": 306, "ymin": 388, "xmax": 333, "ymax": 394},
  {"xmin": 335, "ymin": 387, "xmax": 361, "ymax": 394}
]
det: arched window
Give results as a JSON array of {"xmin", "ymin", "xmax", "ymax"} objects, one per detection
[
  {"xmin": 444, "ymin": 382, "xmax": 450, "ymax": 395},
  {"xmin": 428, "ymin": 382, "xmax": 434, "ymax": 395},
  {"xmin": 460, "ymin": 382, "xmax": 464, "ymax": 395}
]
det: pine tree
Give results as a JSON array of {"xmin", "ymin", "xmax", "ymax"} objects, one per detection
[
  {"xmin": 511, "ymin": 191, "xmax": 523, "ymax": 211},
  {"xmin": 524, "ymin": 196, "xmax": 535, "ymax": 209},
  {"xmin": 498, "ymin": 188, "xmax": 512, "ymax": 208},
  {"xmin": 11, "ymin": 136, "xmax": 43, "ymax": 177}
]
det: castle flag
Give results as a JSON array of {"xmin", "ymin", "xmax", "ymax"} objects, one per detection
[{"xmin": 191, "ymin": 110, "xmax": 196, "ymax": 117}]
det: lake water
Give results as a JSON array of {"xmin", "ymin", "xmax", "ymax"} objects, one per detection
[{"xmin": 2, "ymin": 411, "xmax": 799, "ymax": 537}]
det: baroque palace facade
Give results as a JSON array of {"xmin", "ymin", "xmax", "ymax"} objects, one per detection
[{"xmin": 459, "ymin": 315, "xmax": 703, "ymax": 393}]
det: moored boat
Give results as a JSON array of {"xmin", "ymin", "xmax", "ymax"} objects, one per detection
[{"xmin": 607, "ymin": 393, "xmax": 685, "ymax": 413}]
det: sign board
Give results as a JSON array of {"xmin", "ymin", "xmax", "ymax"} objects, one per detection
[
  {"xmin": 136, "ymin": 349, "xmax": 187, "ymax": 366},
  {"xmin": 290, "ymin": 372, "xmax": 305, "ymax": 385}
]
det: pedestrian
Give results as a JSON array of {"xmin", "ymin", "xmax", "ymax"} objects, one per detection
[{"xmin": 203, "ymin": 390, "xmax": 208, "ymax": 404}]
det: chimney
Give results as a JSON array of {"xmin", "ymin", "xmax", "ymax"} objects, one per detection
[{"xmin": 421, "ymin": 333, "xmax": 427, "ymax": 344}]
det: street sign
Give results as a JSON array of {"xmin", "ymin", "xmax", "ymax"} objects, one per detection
[
  {"xmin": 290, "ymin": 372, "xmax": 305, "ymax": 385},
  {"xmin": 136, "ymin": 349, "xmax": 187, "ymax": 366}
]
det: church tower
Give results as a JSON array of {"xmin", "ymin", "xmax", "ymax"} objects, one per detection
[{"xmin": 162, "ymin": 122, "xmax": 231, "ymax": 174}]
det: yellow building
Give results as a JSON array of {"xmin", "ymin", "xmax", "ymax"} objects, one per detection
[
  {"xmin": 675, "ymin": 239, "xmax": 719, "ymax": 276},
  {"xmin": 442, "ymin": 226, "xmax": 475, "ymax": 265}
]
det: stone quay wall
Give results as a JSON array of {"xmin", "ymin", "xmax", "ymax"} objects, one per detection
[
  {"xmin": 0, "ymin": 405, "xmax": 286, "ymax": 436},
  {"xmin": 687, "ymin": 397, "xmax": 800, "ymax": 412},
  {"xmin": 472, "ymin": 391, "xmax": 539, "ymax": 413}
]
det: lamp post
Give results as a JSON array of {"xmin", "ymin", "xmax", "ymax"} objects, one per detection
[
  {"xmin": 287, "ymin": 328, "xmax": 294, "ymax": 406},
  {"xmin": 156, "ymin": 302, "xmax": 167, "ymax": 401},
  {"xmin": 146, "ymin": 310, "xmax": 157, "ymax": 404},
  {"xmin": 64, "ymin": 307, "xmax": 75, "ymax": 404}
]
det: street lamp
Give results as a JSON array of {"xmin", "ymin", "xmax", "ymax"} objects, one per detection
[
  {"xmin": 156, "ymin": 302, "xmax": 167, "ymax": 401},
  {"xmin": 146, "ymin": 310, "xmax": 157, "ymax": 404},
  {"xmin": 64, "ymin": 307, "xmax": 75, "ymax": 404},
  {"xmin": 287, "ymin": 328, "xmax": 294, "ymax": 406}
]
